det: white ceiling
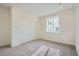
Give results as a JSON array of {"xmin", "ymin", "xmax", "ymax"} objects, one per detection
[{"xmin": 0, "ymin": 3, "xmax": 76, "ymax": 16}]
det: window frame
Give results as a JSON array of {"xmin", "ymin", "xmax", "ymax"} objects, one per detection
[{"xmin": 46, "ymin": 16, "xmax": 59, "ymax": 33}]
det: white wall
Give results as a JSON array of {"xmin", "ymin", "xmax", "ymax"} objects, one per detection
[
  {"xmin": 75, "ymin": 5, "xmax": 79, "ymax": 55},
  {"xmin": 0, "ymin": 6, "xmax": 76, "ymax": 48},
  {"xmin": 39, "ymin": 8, "xmax": 75, "ymax": 45},
  {"xmin": 11, "ymin": 7, "xmax": 39, "ymax": 47},
  {"xmin": 0, "ymin": 7, "xmax": 11, "ymax": 46}
]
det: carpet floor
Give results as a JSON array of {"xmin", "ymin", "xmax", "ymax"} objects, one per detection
[{"xmin": 0, "ymin": 39, "xmax": 77, "ymax": 56}]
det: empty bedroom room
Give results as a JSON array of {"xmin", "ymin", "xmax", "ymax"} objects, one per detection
[{"xmin": 0, "ymin": 3, "xmax": 79, "ymax": 56}]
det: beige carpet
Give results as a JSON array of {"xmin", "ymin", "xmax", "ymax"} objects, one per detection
[
  {"xmin": 31, "ymin": 45, "xmax": 49, "ymax": 56},
  {"xmin": 0, "ymin": 39, "xmax": 77, "ymax": 56},
  {"xmin": 31, "ymin": 45, "xmax": 60, "ymax": 56}
]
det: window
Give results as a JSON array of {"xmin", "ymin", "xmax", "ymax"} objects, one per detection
[{"xmin": 46, "ymin": 16, "xmax": 59, "ymax": 33}]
